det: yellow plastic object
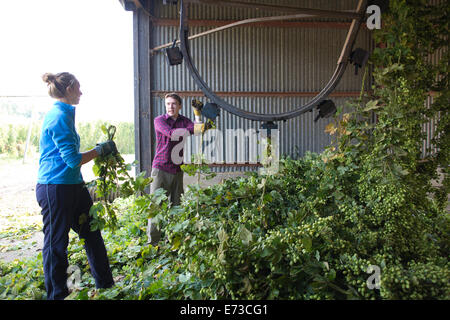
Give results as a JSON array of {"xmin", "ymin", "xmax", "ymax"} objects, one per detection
[{"xmin": 193, "ymin": 108, "xmax": 202, "ymax": 116}]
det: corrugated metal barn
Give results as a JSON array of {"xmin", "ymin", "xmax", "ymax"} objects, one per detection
[{"xmin": 120, "ymin": 0, "xmax": 433, "ymax": 178}]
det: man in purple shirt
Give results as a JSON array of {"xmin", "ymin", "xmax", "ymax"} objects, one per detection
[{"xmin": 147, "ymin": 92, "xmax": 203, "ymax": 245}]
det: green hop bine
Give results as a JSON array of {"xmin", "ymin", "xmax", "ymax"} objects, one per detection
[{"xmin": 87, "ymin": 124, "xmax": 150, "ymax": 231}]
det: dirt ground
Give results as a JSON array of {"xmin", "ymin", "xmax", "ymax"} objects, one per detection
[
  {"xmin": 0, "ymin": 155, "xmax": 43, "ymax": 262},
  {"xmin": 0, "ymin": 155, "xmax": 123, "ymax": 263}
]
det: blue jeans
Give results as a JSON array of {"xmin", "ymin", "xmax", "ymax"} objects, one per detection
[{"xmin": 36, "ymin": 183, "xmax": 114, "ymax": 300}]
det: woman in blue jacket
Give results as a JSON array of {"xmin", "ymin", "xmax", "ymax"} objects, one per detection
[{"xmin": 36, "ymin": 72, "xmax": 116, "ymax": 300}]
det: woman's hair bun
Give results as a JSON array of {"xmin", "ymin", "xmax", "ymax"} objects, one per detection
[
  {"xmin": 42, "ymin": 72, "xmax": 77, "ymax": 99},
  {"xmin": 42, "ymin": 73, "xmax": 56, "ymax": 84}
]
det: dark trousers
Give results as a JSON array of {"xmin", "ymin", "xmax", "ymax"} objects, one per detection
[
  {"xmin": 147, "ymin": 168, "xmax": 184, "ymax": 245},
  {"xmin": 36, "ymin": 183, "xmax": 114, "ymax": 300},
  {"xmin": 150, "ymin": 168, "xmax": 184, "ymax": 206}
]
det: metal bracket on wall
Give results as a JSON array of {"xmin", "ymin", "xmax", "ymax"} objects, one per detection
[{"xmin": 178, "ymin": 0, "xmax": 368, "ymax": 122}]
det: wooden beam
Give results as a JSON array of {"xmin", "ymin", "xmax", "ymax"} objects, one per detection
[
  {"xmin": 151, "ymin": 91, "xmax": 362, "ymax": 98},
  {"xmin": 338, "ymin": 0, "xmax": 366, "ymax": 64},
  {"xmin": 152, "ymin": 18, "xmax": 353, "ymax": 29},
  {"xmin": 185, "ymin": 0, "xmax": 361, "ymax": 20}
]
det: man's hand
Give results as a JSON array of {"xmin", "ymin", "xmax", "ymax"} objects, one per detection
[
  {"xmin": 95, "ymin": 140, "xmax": 118, "ymax": 157},
  {"xmin": 194, "ymin": 123, "xmax": 205, "ymax": 135}
]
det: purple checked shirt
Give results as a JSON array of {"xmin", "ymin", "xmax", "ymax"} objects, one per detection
[{"xmin": 152, "ymin": 113, "xmax": 194, "ymax": 174}]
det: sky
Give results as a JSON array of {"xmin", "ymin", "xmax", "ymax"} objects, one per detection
[{"xmin": 0, "ymin": 0, "xmax": 134, "ymax": 122}]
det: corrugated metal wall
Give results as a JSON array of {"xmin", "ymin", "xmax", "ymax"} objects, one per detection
[
  {"xmin": 149, "ymin": 0, "xmax": 374, "ymax": 171},
  {"xmin": 422, "ymin": 38, "xmax": 446, "ymax": 158},
  {"xmin": 421, "ymin": 0, "xmax": 445, "ymax": 158}
]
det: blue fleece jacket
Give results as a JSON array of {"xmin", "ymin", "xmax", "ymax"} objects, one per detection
[{"xmin": 37, "ymin": 101, "xmax": 83, "ymax": 184}]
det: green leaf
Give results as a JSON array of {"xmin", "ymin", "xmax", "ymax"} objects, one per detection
[
  {"xmin": 217, "ymin": 228, "xmax": 228, "ymax": 244},
  {"xmin": 179, "ymin": 273, "xmax": 191, "ymax": 283},
  {"xmin": 238, "ymin": 226, "xmax": 253, "ymax": 246},
  {"xmin": 327, "ymin": 269, "xmax": 336, "ymax": 281},
  {"xmin": 268, "ymin": 289, "xmax": 279, "ymax": 299},
  {"xmin": 363, "ymin": 100, "xmax": 381, "ymax": 112},
  {"xmin": 89, "ymin": 202, "xmax": 104, "ymax": 219},
  {"xmin": 181, "ymin": 164, "xmax": 198, "ymax": 176},
  {"xmin": 261, "ymin": 246, "xmax": 272, "ymax": 258},
  {"xmin": 171, "ymin": 236, "xmax": 181, "ymax": 250},
  {"xmin": 152, "ymin": 188, "xmax": 168, "ymax": 204},
  {"xmin": 75, "ymin": 288, "xmax": 90, "ymax": 300},
  {"xmin": 301, "ymin": 237, "xmax": 312, "ymax": 252},
  {"xmin": 134, "ymin": 173, "xmax": 151, "ymax": 192},
  {"xmin": 257, "ymin": 178, "xmax": 266, "ymax": 189},
  {"xmin": 204, "ymin": 172, "xmax": 217, "ymax": 180},
  {"xmin": 92, "ymin": 164, "xmax": 101, "ymax": 177},
  {"xmin": 263, "ymin": 193, "xmax": 273, "ymax": 203}
]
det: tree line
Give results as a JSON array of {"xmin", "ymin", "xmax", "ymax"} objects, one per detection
[{"xmin": 0, "ymin": 120, "xmax": 135, "ymax": 158}]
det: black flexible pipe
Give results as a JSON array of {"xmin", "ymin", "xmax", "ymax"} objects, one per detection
[{"xmin": 178, "ymin": 0, "xmax": 365, "ymax": 122}]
